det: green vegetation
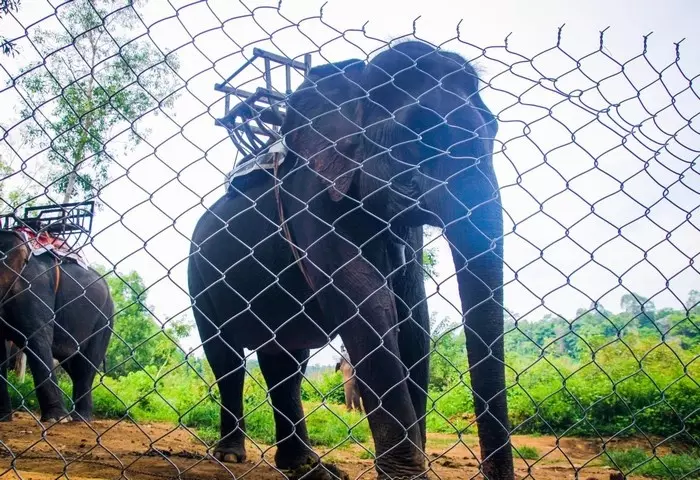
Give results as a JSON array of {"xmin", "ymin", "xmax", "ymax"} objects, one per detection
[
  {"xmin": 513, "ymin": 445, "xmax": 539, "ymax": 461},
  {"xmin": 604, "ymin": 448, "xmax": 700, "ymax": 479},
  {"xmin": 0, "ymin": 0, "xmax": 20, "ymax": 55},
  {"xmin": 4, "ymin": 0, "xmax": 180, "ymax": 208},
  {"xmin": 6, "ymin": 267, "xmax": 700, "ymax": 452}
]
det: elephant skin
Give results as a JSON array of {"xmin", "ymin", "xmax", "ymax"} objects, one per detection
[
  {"xmin": 189, "ymin": 40, "xmax": 513, "ymax": 479},
  {"xmin": 0, "ymin": 231, "xmax": 114, "ymax": 424}
]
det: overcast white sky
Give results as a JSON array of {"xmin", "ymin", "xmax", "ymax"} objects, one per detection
[{"xmin": 1, "ymin": 0, "xmax": 699, "ymax": 366}]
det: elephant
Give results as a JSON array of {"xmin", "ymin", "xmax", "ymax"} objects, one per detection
[
  {"xmin": 0, "ymin": 229, "xmax": 114, "ymax": 423},
  {"xmin": 334, "ymin": 346, "xmax": 362, "ymax": 412},
  {"xmin": 188, "ymin": 40, "xmax": 513, "ymax": 479}
]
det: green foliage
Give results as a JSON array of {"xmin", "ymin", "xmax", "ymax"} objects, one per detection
[
  {"xmin": 92, "ymin": 265, "xmax": 191, "ymax": 378},
  {"xmin": 302, "ymin": 370, "xmax": 346, "ymax": 405},
  {"xmin": 422, "ymin": 247, "xmax": 438, "ymax": 279},
  {"xmin": 13, "ymin": 0, "xmax": 180, "ymax": 202},
  {"xmin": 359, "ymin": 448, "xmax": 375, "ymax": 460},
  {"xmin": 429, "ymin": 315, "xmax": 466, "ymax": 392},
  {"xmin": 604, "ymin": 448, "xmax": 700, "ymax": 479},
  {"xmin": 6, "ymin": 287, "xmax": 700, "ymax": 449},
  {"xmin": 514, "ymin": 445, "xmax": 539, "ymax": 460},
  {"xmin": 0, "ymin": 0, "xmax": 20, "ymax": 55},
  {"xmin": 426, "ymin": 385, "xmax": 475, "ymax": 434},
  {"xmin": 429, "ymin": 295, "xmax": 700, "ymax": 441}
]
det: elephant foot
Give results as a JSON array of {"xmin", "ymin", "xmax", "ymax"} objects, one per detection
[
  {"xmin": 41, "ymin": 410, "xmax": 72, "ymax": 425},
  {"xmin": 70, "ymin": 416, "xmax": 91, "ymax": 424},
  {"xmin": 212, "ymin": 445, "xmax": 247, "ymax": 463},
  {"xmin": 275, "ymin": 444, "xmax": 321, "ymax": 471},
  {"xmin": 42, "ymin": 416, "xmax": 72, "ymax": 425},
  {"xmin": 285, "ymin": 461, "xmax": 349, "ymax": 480},
  {"xmin": 275, "ymin": 449, "xmax": 348, "ymax": 480},
  {"xmin": 70, "ymin": 411, "xmax": 93, "ymax": 423}
]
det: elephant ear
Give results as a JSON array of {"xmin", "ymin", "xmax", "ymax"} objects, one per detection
[{"xmin": 283, "ymin": 58, "xmax": 366, "ymax": 202}]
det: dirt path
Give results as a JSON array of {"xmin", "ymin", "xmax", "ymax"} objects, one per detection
[{"xmin": 0, "ymin": 413, "xmax": 662, "ymax": 479}]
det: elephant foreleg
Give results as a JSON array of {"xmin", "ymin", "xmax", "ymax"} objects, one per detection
[
  {"xmin": 0, "ymin": 339, "xmax": 12, "ymax": 421},
  {"xmin": 313, "ymin": 260, "xmax": 425, "ymax": 478},
  {"xmin": 391, "ymin": 228, "xmax": 431, "ymax": 451},
  {"xmin": 293, "ymin": 220, "xmax": 426, "ymax": 479},
  {"xmin": 14, "ymin": 302, "xmax": 70, "ymax": 423}
]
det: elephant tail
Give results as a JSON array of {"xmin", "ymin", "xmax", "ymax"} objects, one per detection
[{"xmin": 94, "ymin": 290, "xmax": 115, "ymax": 374}]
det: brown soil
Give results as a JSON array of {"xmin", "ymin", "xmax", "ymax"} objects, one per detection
[{"xmin": 0, "ymin": 413, "xmax": 669, "ymax": 479}]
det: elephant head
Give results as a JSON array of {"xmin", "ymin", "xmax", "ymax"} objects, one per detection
[
  {"xmin": 281, "ymin": 40, "xmax": 513, "ymax": 478},
  {"xmin": 0, "ymin": 231, "xmax": 29, "ymax": 300}
]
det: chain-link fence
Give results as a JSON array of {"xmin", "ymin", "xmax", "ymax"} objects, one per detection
[{"xmin": 0, "ymin": 1, "xmax": 698, "ymax": 480}]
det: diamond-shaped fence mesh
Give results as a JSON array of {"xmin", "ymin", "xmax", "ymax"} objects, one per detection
[{"xmin": 0, "ymin": 1, "xmax": 698, "ymax": 480}]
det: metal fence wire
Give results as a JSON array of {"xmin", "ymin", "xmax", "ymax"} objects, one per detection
[{"xmin": 0, "ymin": 1, "xmax": 698, "ymax": 480}]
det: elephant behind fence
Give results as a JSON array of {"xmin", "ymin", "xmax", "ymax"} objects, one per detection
[
  {"xmin": 189, "ymin": 40, "xmax": 513, "ymax": 479},
  {"xmin": 0, "ymin": 230, "xmax": 114, "ymax": 423}
]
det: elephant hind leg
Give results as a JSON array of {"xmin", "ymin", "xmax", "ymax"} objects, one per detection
[
  {"xmin": 258, "ymin": 349, "xmax": 316, "ymax": 471},
  {"xmin": 22, "ymin": 328, "xmax": 70, "ymax": 422},
  {"xmin": 61, "ymin": 325, "xmax": 111, "ymax": 421},
  {"xmin": 60, "ymin": 355, "xmax": 92, "ymax": 421}
]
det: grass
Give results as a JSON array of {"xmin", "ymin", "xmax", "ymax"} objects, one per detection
[
  {"xmin": 514, "ymin": 445, "xmax": 540, "ymax": 460},
  {"xmin": 358, "ymin": 449, "xmax": 375, "ymax": 460},
  {"xmin": 604, "ymin": 448, "xmax": 700, "ymax": 479}
]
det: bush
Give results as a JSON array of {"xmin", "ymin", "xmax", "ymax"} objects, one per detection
[
  {"xmin": 426, "ymin": 385, "xmax": 475, "ymax": 434},
  {"xmin": 604, "ymin": 448, "xmax": 700, "ymax": 479},
  {"xmin": 302, "ymin": 370, "xmax": 346, "ymax": 405},
  {"xmin": 7, "ymin": 300, "xmax": 699, "ymax": 449},
  {"xmin": 514, "ymin": 445, "xmax": 540, "ymax": 460}
]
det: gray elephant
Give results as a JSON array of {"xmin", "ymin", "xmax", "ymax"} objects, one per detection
[
  {"xmin": 335, "ymin": 346, "xmax": 362, "ymax": 413},
  {"xmin": 188, "ymin": 40, "xmax": 513, "ymax": 479},
  {"xmin": 0, "ymin": 229, "xmax": 114, "ymax": 423}
]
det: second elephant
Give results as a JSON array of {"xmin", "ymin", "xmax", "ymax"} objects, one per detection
[
  {"xmin": 0, "ymin": 230, "xmax": 114, "ymax": 423},
  {"xmin": 335, "ymin": 348, "xmax": 362, "ymax": 413}
]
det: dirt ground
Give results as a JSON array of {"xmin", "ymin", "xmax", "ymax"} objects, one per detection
[{"xmin": 0, "ymin": 413, "xmax": 676, "ymax": 480}]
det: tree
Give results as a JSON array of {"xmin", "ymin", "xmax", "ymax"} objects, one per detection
[
  {"xmin": 686, "ymin": 290, "xmax": 700, "ymax": 314},
  {"xmin": 13, "ymin": 0, "xmax": 180, "ymax": 203},
  {"xmin": 620, "ymin": 292, "xmax": 655, "ymax": 316},
  {"xmin": 94, "ymin": 266, "xmax": 191, "ymax": 378},
  {"xmin": 422, "ymin": 226, "xmax": 441, "ymax": 279},
  {"xmin": 429, "ymin": 313, "xmax": 466, "ymax": 391},
  {"xmin": 620, "ymin": 292, "xmax": 656, "ymax": 330},
  {"xmin": 0, "ymin": 158, "xmax": 39, "ymax": 214},
  {"xmin": 0, "ymin": 0, "xmax": 20, "ymax": 56},
  {"xmin": 422, "ymin": 247, "xmax": 438, "ymax": 278}
]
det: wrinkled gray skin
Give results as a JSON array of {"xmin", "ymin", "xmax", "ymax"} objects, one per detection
[
  {"xmin": 189, "ymin": 40, "xmax": 513, "ymax": 479},
  {"xmin": 0, "ymin": 231, "xmax": 114, "ymax": 423}
]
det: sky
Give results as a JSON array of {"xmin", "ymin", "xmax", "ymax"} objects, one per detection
[{"xmin": 0, "ymin": 0, "xmax": 699, "ymax": 366}]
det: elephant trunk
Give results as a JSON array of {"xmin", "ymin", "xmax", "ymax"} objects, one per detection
[{"xmin": 444, "ymin": 195, "xmax": 514, "ymax": 479}]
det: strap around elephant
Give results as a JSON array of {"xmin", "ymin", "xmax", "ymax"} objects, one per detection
[
  {"xmin": 272, "ymin": 149, "xmax": 315, "ymax": 293},
  {"xmin": 54, "ymin": 258, "xmax": 60, "ymax": 295}
]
